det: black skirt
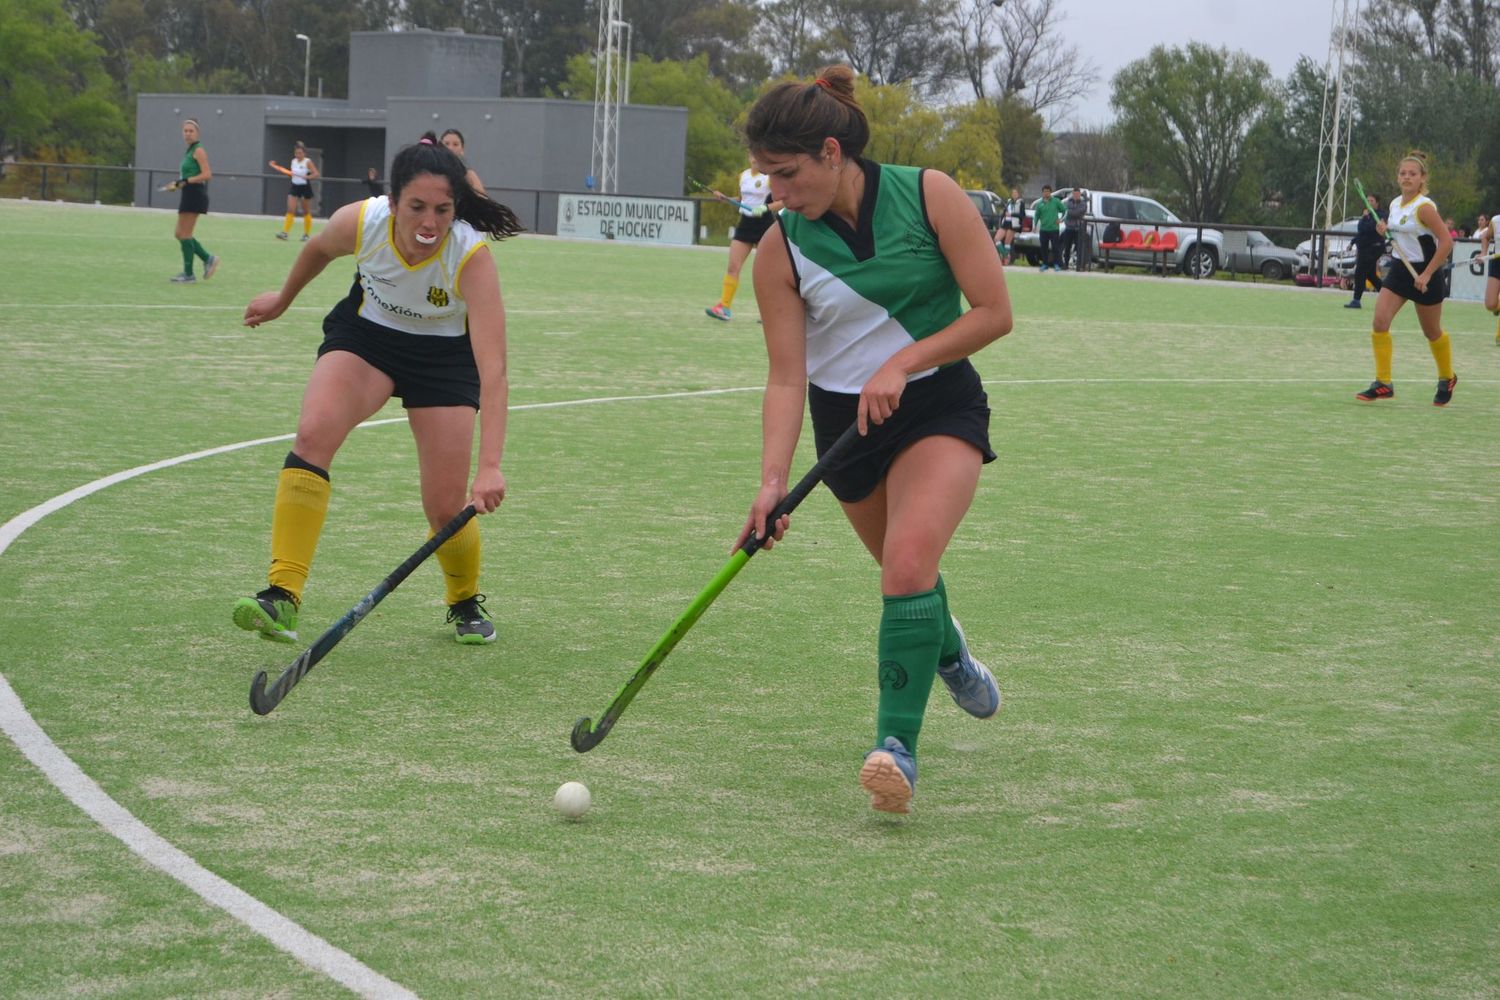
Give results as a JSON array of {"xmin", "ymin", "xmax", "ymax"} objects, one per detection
[
  {"xmin": 732, "ymin": 211, "xmax": 775, "ymax": 245},
  {"xmin": 1382, "ymin": 250, "xmax": 1448, "ymax": 306},
  {"xmin": 177, "ymin": 182, "xmax": 209, "ymax": 215},
  {"xmin": 808, "ymin": 358, "xmax": 995, "ymax": 503},
  {"xmin": 320, "ymin": 290, "xmax": 481, "ymax": 410}
]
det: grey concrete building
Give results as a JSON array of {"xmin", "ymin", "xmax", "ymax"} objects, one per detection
[{"xmin": 133, "ymin": 29, "xmax": 688, "ymax": 234}]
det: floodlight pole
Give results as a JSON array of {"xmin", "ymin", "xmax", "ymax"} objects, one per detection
[
  {"xmin": 590, "ymin": 0, "xmax": 625, "ymax": 193},
  {"xmin": 1311, "ymin": 0, "xmax": 1357, "ymax": 234},
  {"xmin": 295, "ymin": 33, "xmax": 311, "ymax": 98},
  {"xmin": 611, "ymin": 20, "xmax": 633, "ymax": 104}
]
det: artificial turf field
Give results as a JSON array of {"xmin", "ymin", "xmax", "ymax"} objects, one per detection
[{"xmin": 1, "ymin": 198, "xmax": 1496, "ymax": 998}]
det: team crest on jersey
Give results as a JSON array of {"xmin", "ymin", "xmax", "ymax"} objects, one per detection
[
  {"xmin": 427, "ymin": 286, "xmax": 449, "ymax": 307},
  {"xmin": 901, "ymin": 220, "xmax": 936, "ymax": 255}
]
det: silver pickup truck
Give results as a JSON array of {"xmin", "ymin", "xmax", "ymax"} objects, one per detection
[{"xmin": 1014, "ymin": 188, "xmax": 1225, "ymax": 278}]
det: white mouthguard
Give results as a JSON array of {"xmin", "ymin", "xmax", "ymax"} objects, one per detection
[{"xmin": 415, "ymin": 232, "xmax": 438, "ymax": 245}]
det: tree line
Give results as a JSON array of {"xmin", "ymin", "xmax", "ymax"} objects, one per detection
[{"xmin": 3, "ymin": 0, "xmax": 1497, "ymax": 229}]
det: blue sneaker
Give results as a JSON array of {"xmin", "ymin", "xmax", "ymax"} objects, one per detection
[
  {"xmin": 860, "ymin": 736, "xmax": 917, "ymax": 814},
  {"xmin": 705, "ymin": 303, "xmax": 731, "ymax": 321},
  {"xmin": 936, "ymin": 617, "xmax": 1000, "ymax": 719}
]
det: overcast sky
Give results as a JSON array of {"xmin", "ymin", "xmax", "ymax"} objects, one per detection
[{"xmin": 1043, "ymin": 0, "xmax": 1340, "ymax": 128}]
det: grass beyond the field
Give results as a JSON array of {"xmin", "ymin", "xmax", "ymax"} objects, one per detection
[{"xmin": 1, "ymin": 199, "xmax": 1497, "ymax": 997}]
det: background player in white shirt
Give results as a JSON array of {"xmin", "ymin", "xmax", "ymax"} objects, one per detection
[
  {"xmin": 1354, "ymin": 152, "xmax": 1457, "ymax": 406},
  {"xmin": 705, "ymin": 163, "xmax": 783, "ymax": 321},
  {"xmin": 270, "ymin": 141, "xmax": 320, "ymax": 241}
]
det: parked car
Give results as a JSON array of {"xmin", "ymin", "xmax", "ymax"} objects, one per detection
[
  {"xmin": 1225, "ymin": 230, "xmax": 1300, "ymax": 280},
  {"xmin": 1296, "ymin": 218, "xmax": 1361, "ymax": 276},
  {"xmin": 1013, "ymin": 188, "xmax": 1225, "ymax": 277},
  {"xmin": 966, "ymin": 189, "xmax": 1005, "ymax": 237}
]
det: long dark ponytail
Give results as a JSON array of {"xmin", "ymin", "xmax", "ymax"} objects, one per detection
[{"xmin": 390, "ymin": 133, "xmax": 524, "ymax": 240}]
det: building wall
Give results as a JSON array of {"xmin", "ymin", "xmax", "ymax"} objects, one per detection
[
  {"xmin": 385, "ymin": 97, "xmax": 687, "ymax": 232},
  {"xmin": 133, "ymin": 32, "xmax": 686, "ymax": 236},
  {"xmin": 348, "ymin": 30, "xmax": 505, "ymax": 110},
  {"xmin": 133, "ymin": 95, "xmax": 280, "ymax": 215},
  {"xmin": 263, "ymin": 125, "xmax": 385, "ymax": 216}
]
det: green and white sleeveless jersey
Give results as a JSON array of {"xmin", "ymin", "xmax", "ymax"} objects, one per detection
[
  {"xmin": 347, "ymin": 195, "xmax": 486, "ymax": 337},
  {"xmin": 779, "ymin": 161, "xmax": 962, "ymax": 393}
]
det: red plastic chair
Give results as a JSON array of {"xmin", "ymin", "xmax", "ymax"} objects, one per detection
[
  {"xmin": 1155, "ymin": 232, "xmax": 1179, "ymax": 252},
  {"xmin": 1120, "ymin": 229, "xmax": 1146, "ymax": 249}
]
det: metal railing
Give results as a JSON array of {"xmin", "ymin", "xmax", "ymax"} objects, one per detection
[
  {"xmin": 0, "ymin": 161, "xmax": 708, "ymax": 242},
  {"xmin": 1007, "ymin": 212, "xmax": 1380, "ymax": 286}
]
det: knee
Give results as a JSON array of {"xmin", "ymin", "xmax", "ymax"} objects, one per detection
[
  {"xmin": 290, "ymin": 428, "xmax": 339, "ymax": 468},
  {"xmin": 423, "ymin": 495, "xmax": 469, "ymax": 530},
  {"xmin": 879, "ymin": 548, "xmax": 938, "ymax": 596}
]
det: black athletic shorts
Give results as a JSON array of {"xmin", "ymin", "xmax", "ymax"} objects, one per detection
[
  {"xmin": 290, "ymin": 181, "xmax": 314, "ymax": 200},
  {"xmin": 808, "ymin": 358, "xmax": 995, "ymax": 503},
  {"xmin": 1488, "ymin": 257, "xmax": 1500, "ymax": 280},
  {"xmin": 178, "ymin": 183, "xmax": 208, "ymax": 215},
  {"xmin": 732, "ymin": 211, "xmax": 775, "ymax": 245},
  {"xmin": 1382, "ymin": 251, "xmax": 1449, "ymax": 307},
  {"xmin": 319, "ymin": 309, "xmax": 481, "ymax": 410}
]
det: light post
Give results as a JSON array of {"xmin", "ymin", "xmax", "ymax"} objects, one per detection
[
  {"xmin": 295, "ymin": 33, "xmax": 311, "ymax": 98},
  {"xmin": 610, "ymin": 20, "xmax": 632, "ymax": 103}
]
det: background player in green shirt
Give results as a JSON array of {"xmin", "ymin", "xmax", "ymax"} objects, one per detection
[{"xmin": 166, "ymin": 118, "xmax": 219, "ymax": 283}]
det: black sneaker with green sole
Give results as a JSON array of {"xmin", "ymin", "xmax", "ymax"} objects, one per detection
[{"xmin": 447, "ymin": 594, "xmax": 496, "ymax": 644}]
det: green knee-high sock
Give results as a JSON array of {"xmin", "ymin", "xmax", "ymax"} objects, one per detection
[
  {"xmin": 933, "ymin": 573, "xmax": 961, "ymax": 666},
  {"xmin": 876, "ymin": 589, "xmax": 945, "ymax": 755},
  {"xmin": 179, "ymin": 239, "xmax": 195, "ymax": 275},
  {"xmin": 190, "ymin": 238, "xmax": 210, "ymax": 262}
]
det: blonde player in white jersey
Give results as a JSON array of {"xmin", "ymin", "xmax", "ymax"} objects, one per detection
[
  {"xmin": 705, "ymin": 163, "xmax": 783, "ymax": 321},
  {"xmin": 270, "ymin": 141, "xmax": 321, "ymax": 241},
  {"xmin": 237, "ymin": 133, "xmax": 524, "ymax": 645},
  {"xmin": 1355, "ymin": 152, "xmax": 1458, "ymax": 406},
  {"xmin": 1477, "ymin": 211, "xmax": 1500, "ymax": 344}
]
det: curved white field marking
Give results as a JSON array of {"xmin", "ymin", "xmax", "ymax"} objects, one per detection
[
  {"xmin": 0, "ymin": 679, "xmax": 420, "ymax": 999},
  {"xmin": 0, "ymin": 385, "xmax": 760, "ymax": 998}
]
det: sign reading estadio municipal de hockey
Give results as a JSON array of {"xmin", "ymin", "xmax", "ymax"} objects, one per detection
[{"xmin": 556, "ymin": 194, "xmax": 696, "ymax": 245}]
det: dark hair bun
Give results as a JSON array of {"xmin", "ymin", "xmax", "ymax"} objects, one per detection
[{"xmin": 815, "ymin": 65, "xmax": 858, "ymax": 100}]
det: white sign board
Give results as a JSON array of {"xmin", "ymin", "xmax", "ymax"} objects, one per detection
[
  {"xmin": 556, "ymin": 194, "xmax": 696, "ymax": 245},
  {"xmin": 1449, "ymin": 240, "xmax": 1491, "ymax": 303}
]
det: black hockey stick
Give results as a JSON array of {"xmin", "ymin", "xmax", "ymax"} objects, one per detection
[
  {"xmin": 250, "ymin": 505, "xmax": 477, "ymax": 715},
  {"xmin": 570, "ymin": 423, "xmax": 862, "ymax": 752}
]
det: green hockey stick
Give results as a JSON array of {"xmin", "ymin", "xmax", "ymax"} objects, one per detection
[{"xmin": 570, "ymin": 423, "xmax": 861, "ymax": 752}]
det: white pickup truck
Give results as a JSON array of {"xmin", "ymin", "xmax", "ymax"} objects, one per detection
[{"xmin": 1013, "ymin": 188, "xmax": 1226, "ymax": 278}]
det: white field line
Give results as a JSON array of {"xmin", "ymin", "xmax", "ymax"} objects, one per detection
[
  {"xmin": 0, "ymin": 678, "xmax": 420, "ymax": 999},
  {"xmin": 2, "ymin": 372, "xmax": 1495, "ymax": 993},
  {"xmin": 0, "ymin": 386, "xmax": 762, "ymax": 998}
]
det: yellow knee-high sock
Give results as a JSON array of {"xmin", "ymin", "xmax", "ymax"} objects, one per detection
[
  {"xmin": 433, "ymin": 517, "xmax": 481, "ymax": 605},
  {"xmin": 303, "ymin": 212, "xmax": 313, "ymax": 235},
  {"xmin": 282, "ymin": 211, "xmax": 294, "ymax": 233},
  {"xmin": 1372, "ymin": 330, "xmax": 1393, "ymax": 384},
  {"xmin": 268, "ymin": 465, "xmax": 331, "ymax": 604},
  {"xmin": 720, "ymin": 274, "xmax": 739, "ymax": 308},
  {"xmin": 1428, "ymin": 331, "xmax": 1453, "ymax": 380}
]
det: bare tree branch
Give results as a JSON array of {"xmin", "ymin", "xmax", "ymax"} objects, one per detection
[{"xmin": 990, "ymin": 0, "xmax": 1098, "ymax": 124}]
